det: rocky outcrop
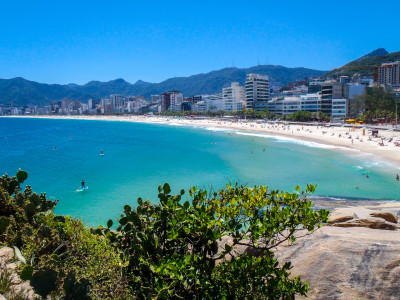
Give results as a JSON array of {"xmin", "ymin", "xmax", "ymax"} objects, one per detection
[
  {"xmin": 328, "ymin": 205, "xmax": 399, "ymax": 230},
  {"xmin": 274, "ymin": 202, "xmax": 400, "ymax": 299},
  {"xmin": 0, "ymin": 247, "xmax": 36, "ymax": 299}
]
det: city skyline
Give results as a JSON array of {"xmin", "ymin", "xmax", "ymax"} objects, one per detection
[{"xmin": 1, "ymin": 0, "xmax": 399, "ymax": 85}]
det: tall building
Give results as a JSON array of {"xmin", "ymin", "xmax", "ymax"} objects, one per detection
[
  {"xmin": 320, "ymin": 82, "xmax": 348, "ymax": 115},
  {"xmin": 169, "ymin": 92, "xmax": 184, "ymax": 112},
  {"xmin": 87, "ymin": 99, "xmax": 95, "ymax": 110},
  {"xmin": 222, "ymin": 82, "xmax": 245, "ymax": 111},
  {"xmin": 375, "ymin": 61, "xmax": 400, "ymax": 87},
  {"xmin": 61, "ymin": 99, "xmax": 72, "ymax": 115},
  {"xmin": 161, "ymin": 92, "xmax": 172, "ymax": 112},
  {"xmin": 245, "ymin": 74, "xmax": 269, "ymax": 111},
  {"xmin": 110, "ymin": 94, "xmax": 124, "ymax": 112}
]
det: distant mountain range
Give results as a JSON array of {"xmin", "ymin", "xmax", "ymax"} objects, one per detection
[
  {"xmin": 325, "ymin": 48, "xmax": 400, "ymax": 78},
  {"xmin": 0, "ymin": 65, "xmax": 325, "ymax": 106},
  {"xmin": 2, "ymin": 48, "xmax": 399, "ymax": 107}
]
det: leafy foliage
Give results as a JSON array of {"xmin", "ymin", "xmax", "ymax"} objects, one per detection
[
  {"xmin": 1, "ymin": 170, "xmax": 329, "ymax": 299},
  {"xmin": 0, "ymin": 171, "xmax": 132, "ymax": 299},
  {"xmin": 354, "ymin": 86, "xmax": 399, "ymax": 122},
  {"xmin": 100, "ymin": 182, "xmax": 328, "ymax": 299}
]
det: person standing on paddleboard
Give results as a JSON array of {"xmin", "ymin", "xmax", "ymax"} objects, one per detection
[{"xmin": 81, "ymin": 180, "xmax": 85, "ymax": 188}]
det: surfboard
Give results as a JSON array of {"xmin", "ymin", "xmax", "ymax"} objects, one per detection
[{"xmin": 76, "ymin": 186, "xmax": 89, "ymax": 192}]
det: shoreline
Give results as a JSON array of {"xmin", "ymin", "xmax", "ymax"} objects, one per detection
[{"xmin": 4, "ymin": 115, "xmax": 400, "ymax": 168}]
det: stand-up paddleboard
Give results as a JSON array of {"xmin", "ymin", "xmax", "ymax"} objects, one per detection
[
  {"xmin": 100, "ymin": 150, "xmax": 104, "ymax": 156},
  {"xmin": 76, "ymin": 186, "xmax": 89, "ymax": 192}
]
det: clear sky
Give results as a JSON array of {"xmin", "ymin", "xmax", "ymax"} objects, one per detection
[{"xmin": 0, "ymin": 0, "xmax": 399, "ymax": 85}]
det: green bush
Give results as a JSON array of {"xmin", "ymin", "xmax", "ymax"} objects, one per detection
[
  {"xmin": 101, "ymin": 182, "xmax": 328, "ymax": 299},
  {"xmin": 1, "ymin": 171, "xmax": 329, "ymax": 299},
  {"xmin": 0, "ymin": 171, "xmax": 132, "ymax": 299}
]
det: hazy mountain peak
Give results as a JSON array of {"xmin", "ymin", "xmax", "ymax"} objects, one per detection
[
  {"xmin": 134, "ymin": 80, "xmax": 151, "ymax": 85},
  {"xmin": 356, "ymin": 48, "xmax": 389, "ymax": 61}
]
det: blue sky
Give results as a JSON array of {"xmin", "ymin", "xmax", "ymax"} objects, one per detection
[{"xmin": 0, "ymin": 0, "xmax": 399, "ymax": 84}]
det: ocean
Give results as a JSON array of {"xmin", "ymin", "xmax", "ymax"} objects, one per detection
[{"xmin": 1, "ymin": 117, "xmax": 399, "ymax": 226}]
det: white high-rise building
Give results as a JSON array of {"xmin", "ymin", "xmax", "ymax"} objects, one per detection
[
  {"xmin": 222, "ymin": 82, "xmax": 245, "ymax": 111},
  {"xmin": 245, "ymin": 73, "xmax": 269, "ymax": 111},
  {"xmin": 170, "ymin": 92, "xmax": 184, "ymax": 112}
]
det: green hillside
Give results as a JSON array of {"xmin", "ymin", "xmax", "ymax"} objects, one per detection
[
  {"xmin": 325, "ymin": 50, "xmax": 400, "ymax": 78},
  {"xmin": 0, "ymin": 65, "xmax": 325, "ymax": 106}
]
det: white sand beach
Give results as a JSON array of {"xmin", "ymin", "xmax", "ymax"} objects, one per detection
[{"xmin": 5, "ymin": 115, "xmax": 400, "ymax": 168}]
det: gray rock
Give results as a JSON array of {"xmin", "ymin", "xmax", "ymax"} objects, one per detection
[
  {"xmin": 275, "ymin": 225, "xmax": 400, "ymax": 299},
  {"xmin": 332, "ymin": 217, "xmax": 398, "ymax": 230},
  {"xmin": 370, "ymin": 211, "xmax": 398, "ymax": 224},
  {"xmin": 0, "ymin": 247, "xmax": 14, "ymax": 263}
]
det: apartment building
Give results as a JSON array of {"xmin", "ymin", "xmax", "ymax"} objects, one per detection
[
  {"xmin": 375, "ymin": 61, "xmax": 400, "ymax": 88},
  {"xmin": 320, "ymin": 82, "xmax": 348, "ymax": 115},
  {"xmin": 245, "ymin": 73, "xmax": 269, "ymax": 111},
  {"xmin": 222, "ymin": 82, "xmax": 245, "ymax": 112}
]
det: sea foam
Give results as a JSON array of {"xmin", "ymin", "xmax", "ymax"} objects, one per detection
[{"xmin": 234, "ymin": 131, "xmax": 358, "ymax": 151}]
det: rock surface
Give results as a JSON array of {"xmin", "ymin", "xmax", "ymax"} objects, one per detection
[
  {"xmin": 273, "ymin": 202, "xmax": 400, "ymax": 299},
  {"xmin": 0, "ymin": 246, "xmax": 36, "ymax": 299}
]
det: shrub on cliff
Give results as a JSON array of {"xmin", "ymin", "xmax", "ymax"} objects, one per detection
[
  {"xmin": 100, "ymin": 182, "xmax": 329, "ymax": 299},
  {"xmin": 0, "ymin": 171, "xmax": 132, "ymax": 299},
  {"xmin": 1, "ymin": 170, "xmax": 328, "ymax": 299}
]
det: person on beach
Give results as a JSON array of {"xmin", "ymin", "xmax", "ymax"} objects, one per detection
[{"xmin": 397, "ymin": 174, "xmax": 399, "ymax": 181}]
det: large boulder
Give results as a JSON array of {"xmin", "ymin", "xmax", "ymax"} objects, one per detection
[
  {"xmin": 370, "ymin": 211, "xmax": 398, "ymax": 224},
  {"xmin": 332, "ymin": 217, "xmax": 398, "ymax": 230},
  {"xmin": 328, "ymin": 207, "xmax": 399, "ymax": 230},
  {"xmin": 275, "ymin": 226, "xmax": 400, "ymax": 299}
]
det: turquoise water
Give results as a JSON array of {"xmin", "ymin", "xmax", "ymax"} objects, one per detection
[{"xmin": 1, "ymin": 117, "xmax": 399, "ymax": 226}]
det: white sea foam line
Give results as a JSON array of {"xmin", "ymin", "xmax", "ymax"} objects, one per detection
[
  {"xmin": 167, "ymin": 122, "xmax": 184, "ymax": 126},
  {"xmin": 203, "ymin": 126, "xmax": 233, "ymax": 132},
  {"xmin": 234, "ymin": 131, "xmax": 359, "ymax": 151}
]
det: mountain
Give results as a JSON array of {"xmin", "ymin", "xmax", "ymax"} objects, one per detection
[
  {"xmin": 0, "ymin": 65, "xmax": 326, "ymax": 106},
  {"xmin": 0, "ymin": 77, "xmax": 90, "ymax": 106},
  {"xmin": 355, "ymin": 48, "xmax": 388, "ymax": 61},
  {"xmin": 325, "ymin": 48, "xmax": 400, "ymax": 78}
]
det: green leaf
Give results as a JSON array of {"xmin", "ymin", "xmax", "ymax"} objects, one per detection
[
  {"xmin": 163, "ymin": 183, "xmax": 171, "ymax": 194},
  {"xmin": 30, "ymin": 268, "xmax": 58, "ymax": 298},
  {"xmin": 20, "ymin": 265, "xmax": 34, "ymax": 281},
  {"xmin": 107, "ymin": 219, "xmax": 113, "ymax": 229},
  {"xmin": 16, "ymin": 169, "xmax": 28, "ymax": 183},
  {"xmin": 0, "ymin": 216, "xmax": 10, "ymax": 234}
]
